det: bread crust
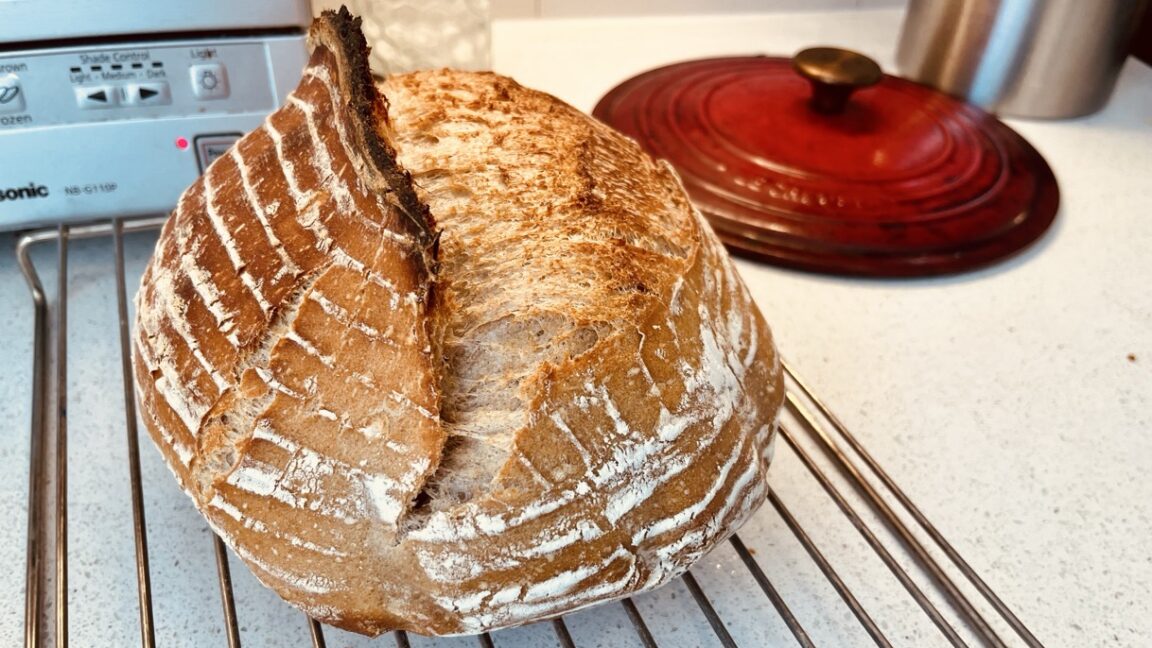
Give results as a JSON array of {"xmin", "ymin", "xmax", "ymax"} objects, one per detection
[{"xmin": 133, "ymin": 8, "xmax": 783, "ymax": 636}]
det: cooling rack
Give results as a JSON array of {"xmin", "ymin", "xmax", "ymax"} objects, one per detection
[{"xmin": 11, "ymin": 218, "xmax": 1047, "ymax": 647}]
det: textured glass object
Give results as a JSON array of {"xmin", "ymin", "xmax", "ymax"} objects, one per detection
[{"xmin": 339, "ymin": 0, "xmax": 492, "ymax": 75}]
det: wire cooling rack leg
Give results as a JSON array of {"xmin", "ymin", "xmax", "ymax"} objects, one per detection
[
  {"xmin": 778, "ymin": 427, "xmax": 968, "ymax": 647},
  {"xmin": 766, "ymin": 490, "xmax": 892, "ymax": 647},
  {"xmin": 728, "ymin": 533, "xmax": 816, "ymax": 648},
  {"xmin": 113, "ymin": 219, "xmax": 158, "ymax": 648},
  {"xmin": 213, "ymin": 535, "xmax": 242, "ymax": 648},
  {"xmin": 783, "ymin": 360, "xmax": 1043, "ymax": 648},
  {"xmin": 785, "ymin": 394, "xmax": 1005, "ymax": 648},
  {"xmin": 620, "ymin": 598, "xmax": 659, "ymax": 648},
  {"xmin": 17, "ymin": 232, "xmax": 50, "ymax": 648},
  {"xmin": 306, "ymin": 617, "xmax": 327, "ymax": 648},
  {"xmin": 552, "ymin": 617, "xmax": 577, "ymax": 647},
  {"xmin": 54, "ymin": 225, "xmax": 70, "ymax": 646},
  {"xmin": 680, "ymin": 572, "xmax": 739, "ymax": 648}
]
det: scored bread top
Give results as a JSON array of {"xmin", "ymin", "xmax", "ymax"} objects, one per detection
[
  {"xmin": 133, "ymin": 8, "xmax": 784, "ymax": 637},
  {"xmin": 382, "ymin": 69, "xmax": 711, "ymax": 517}
]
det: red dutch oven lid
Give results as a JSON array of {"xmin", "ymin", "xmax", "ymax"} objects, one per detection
[{"xmin": 592, "ymin": 48, "xmax": 1060, "ymax": 277}]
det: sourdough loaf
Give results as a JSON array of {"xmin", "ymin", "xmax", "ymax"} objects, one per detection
[{"xmin": 133, "ymin": 8, "xmax": 784, "ymax": 636}]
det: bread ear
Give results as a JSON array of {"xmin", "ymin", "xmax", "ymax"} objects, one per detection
[
  {"xmin": 133, "ymin": 7, "xmax": 448, "ymax": 632},
  {"xmin": 308, "ymin": 8, "xmax": 440, "ymax": 266}
]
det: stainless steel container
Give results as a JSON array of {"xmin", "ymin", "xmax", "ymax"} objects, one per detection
[{"xmin": 896, "ymin": 0, "xmax": 1149, "ymax": 118}]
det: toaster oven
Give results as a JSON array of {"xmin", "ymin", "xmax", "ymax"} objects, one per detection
[{"xmin": 0, "ymin": 0, "xmax": 312, "ymax": 230}]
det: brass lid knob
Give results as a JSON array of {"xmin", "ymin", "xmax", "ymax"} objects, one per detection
[{"xmin": 792, "ymin": 47, "xmax": 883, "ymax": 115}]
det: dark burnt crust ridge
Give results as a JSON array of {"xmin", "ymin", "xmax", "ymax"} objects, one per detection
[{"xmin": 310, "ymin": 8, "xmax": 440, "ymax": 262}]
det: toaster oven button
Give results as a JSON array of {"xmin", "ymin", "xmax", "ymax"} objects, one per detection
[
  {"xmin": 189, "ymin": 63, "xmax": 230, "ymax": 100},
  {"xmin": 0, "ymin": 73, "xmax": 25, "ymax": 114},
  {"xmin": 125, "ymin": 82, "xmax": 171, "ymax": 106},
  {"xmin": 194, "ymin": 133, "xmax": 242, "ymax": 172},
  {"xmin": 74, "ymin": 85, "xmax": 119, "ymax": 109}
]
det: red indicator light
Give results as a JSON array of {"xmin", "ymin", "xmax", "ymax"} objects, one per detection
[{"xmin": 175, "ymin": 136, "xmax": 190, "ymax": 150}]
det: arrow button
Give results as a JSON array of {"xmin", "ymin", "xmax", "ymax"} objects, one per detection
[
  {"xmin": 125, "ymin": 82, "xmax": 171, "ymax": 106},
  {"xmin": 75, "ymin": 85, "xmax": 119, "ymax": 109}
]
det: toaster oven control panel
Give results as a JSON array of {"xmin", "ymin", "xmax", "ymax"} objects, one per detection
[
  {"xmin": 3, "ymin": 43, "xmax": 274, "ymax": 126},
  {"xmin": 0, "ymin": 33, "xmax": 307, "ymax": 229}
]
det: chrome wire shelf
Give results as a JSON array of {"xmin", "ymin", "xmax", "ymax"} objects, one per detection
[{"xmin": 13, "ymin": 218, "xmax": 1046, "ymax": 648}]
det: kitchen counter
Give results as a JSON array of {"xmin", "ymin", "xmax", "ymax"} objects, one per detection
[{"xmin": 2, "ymin": 7, "xmax": 1149, "ymax": 647}]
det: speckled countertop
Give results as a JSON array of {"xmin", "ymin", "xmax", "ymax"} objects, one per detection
[{"xmin": 2, "ymin": 8, "xmax": 1150, "ymax": 648}]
